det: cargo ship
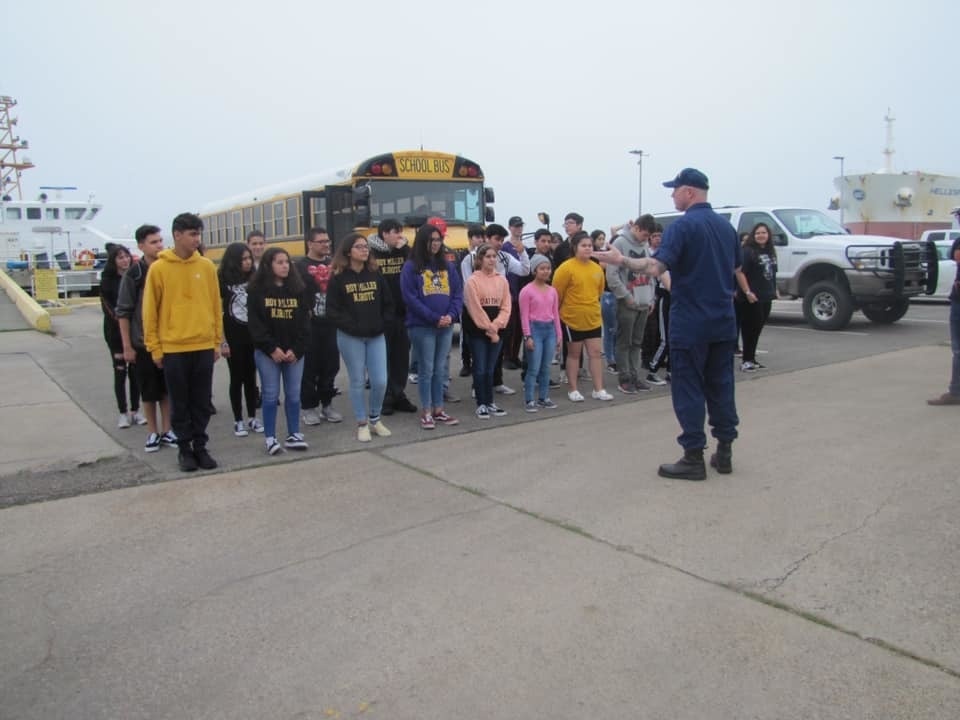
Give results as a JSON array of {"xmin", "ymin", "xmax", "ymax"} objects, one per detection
[{"xmin": 830, "ymin": 110, "xmax": 960, "ymax": 240}]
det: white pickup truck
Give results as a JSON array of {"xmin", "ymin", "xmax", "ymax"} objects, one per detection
[{"xmin": 654, "ymin": 206, "xmax": 938, "ymax": 330}]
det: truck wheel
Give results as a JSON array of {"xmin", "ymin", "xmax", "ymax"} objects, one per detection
[
  {"xmin": 802, "ymin": 281, "xmax": 854, "ymax": 330},
  {"xmin": 861, "ymin": 298, "xmax": 910, "ymax": 324}
]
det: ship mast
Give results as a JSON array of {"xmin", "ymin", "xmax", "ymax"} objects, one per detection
[
  {"xmin": 883, "ymin": 108, "xmax": 895, "ymax": 174},
  {"xmin": 0, "ymin": 95, "xmax": 34, "ymax": 201}
]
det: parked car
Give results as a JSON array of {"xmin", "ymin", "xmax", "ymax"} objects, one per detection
[{"xmin": 926, "ymin": 241, "xmax": 958, "ymax": 299}]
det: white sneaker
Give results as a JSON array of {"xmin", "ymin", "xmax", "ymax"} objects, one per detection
[
  {"xmin": 247, "ymin": 418, "xmax": 264, "ymax": 433},
  {"xmin": 265, "ymin": 436, "xmax": 282, "ymax": 455},
  {"xmin": 567, "ymin": 390, "xmax": 585, "ymax": 402},
  {"xmin": 144, "ymin": 432, "xmax": 161, "ymax": 453},
  {"xmin": 371, "ymin": 419, "xmax": 392, "ymax": 437},
  {"xmin": 302, "ymin": 408, "xmax": 323, "ymax": 426},
  {"xmin": 321, "ymin": 405, "xmax": 343, "ymax": 423},
  {"xmin": 117, "ymin": 413, "xmax": 131, "ymax": 429},
  {"xmin": 494, "ymin": 384, "xmax": 516, "ymax": 395},
  {"xmin": 357, "ymin": 424, "xmax": 372, "ymax": 442},
  {"xmin": 408, "ymin": 373, "xmax": 418, "ymax": 384},
  {"xmin": 234, "ymin": 420, "xmax": 249, "ymax": 437},
  {"xmin": 132, "ymin": 410, "xmax": 148, "ymax": 426},
  {"xmin": 591, "ymin": 389, "xmax": 614, "ymax": 401},
  {"xmin": 559, "ymin": 372, "xmax": 568, "ymax": 384}
]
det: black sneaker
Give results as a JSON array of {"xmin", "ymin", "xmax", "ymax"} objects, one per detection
[
  {"xmin": 178, "ymin": 448, "xmax": 198, "ymax": 472},
  {"xmin": 194, "ymin": 448, "xmax": 218, "ymax": 470},
  {"xmin": 380, "ymin": 403, "xmax": 395, "ymax": 416},
  {"xmin": 393, "ymin": 395, "xmax": 418, "ymax": 413},
  {"xmin": 549, "ymin": 378, "xmax": 561, "ymax": 389},
  {"xmin": 458, "ymin": 365, "xmax": 472, "ymax": 377}
]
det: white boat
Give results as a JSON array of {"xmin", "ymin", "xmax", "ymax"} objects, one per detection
[{"xmin": 0, "ymin": 94, "xmax": 125, "ymax": 294}]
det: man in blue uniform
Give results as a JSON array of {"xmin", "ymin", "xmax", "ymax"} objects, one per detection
[
  {"xmin": 594, "ymin": 168, "xmax": 742, "ymax": 480},
  {"xmin": 927, "ymin": 230, "xmax": 960, "ymax": 406}
]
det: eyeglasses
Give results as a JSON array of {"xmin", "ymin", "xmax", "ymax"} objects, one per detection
[
  {"xmin": 352, "ymin": 244, "xmax": 369, "ymax": 250},
  {"xmin": 309, "ymin": 238, "xmax": 330, "ymax": 244}
]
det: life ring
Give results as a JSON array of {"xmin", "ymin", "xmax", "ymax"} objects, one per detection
[{"xmin": 76, "ymin": 250, "xmax": 96, "ymax": 267}]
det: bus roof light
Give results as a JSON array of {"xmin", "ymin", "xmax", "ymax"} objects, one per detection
[
  {"xmin": 371, "ymin": 164, "xmax": 382, "ymax": 175},
  {"xmin": 381, "ymin": 163, "xmax": 393, "ymax": 175}
]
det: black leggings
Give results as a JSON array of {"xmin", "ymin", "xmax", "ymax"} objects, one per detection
[
  {"xmin": 111, "ymin": 353, "xmax": 140, "ymax": 414},
  {"xmin": 740, "ymin": 300, "xmax": 772, "ymax": 363},
  {"xmin": 226, "ymin": 342, "xmax": 258, "ymax": 422}
]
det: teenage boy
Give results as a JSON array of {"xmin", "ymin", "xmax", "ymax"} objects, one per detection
[
  {"xmin": 143, "ymin": 213, "xmax": 223, "ymax": 472},
  {"xmin": 458, "ymin": 224, "xmax": 487, "ymax": 376},
  {"xmin": 369, "ymin": 218, "xmax": 417, "ymax": 414},
  {"xmin": 297, "ymin": 227, "xmax": 343, "ymax": 425},
  {"xmin": 553, "ymin": 211, "xmax": 584, "ymax": 267},
  {"xmin": 607, "ymin": 214, "xmax": 657, "ymax": 393},
  {"xmin": 246, "ymin": 229, "xmax": 266, "ymax": 269},
  {"xmin": 503, "ymin": 216, "xmax": 527, "ymax": 369},
  {"xmin": 116, "ymin": 224, "xmax": 176, "ymax": 453}
]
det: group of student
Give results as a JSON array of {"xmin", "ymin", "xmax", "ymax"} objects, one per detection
[{"xmin": 98, "ymin": 207, "xmax": 779, "ymax": 472}]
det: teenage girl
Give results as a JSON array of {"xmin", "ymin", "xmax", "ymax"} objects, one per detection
[
  {"xmin": 247, "ymin": 247, "xmax": 311, "ymax": 455},
  {"xmin": 518, "ymin": 254, "xmax": 562, "ymax": 411},
  {"xmin": 101, "ymin": 244, "xmax": 143, "ymax": 428},
  {"xmin": 218, "ymin": 242, "xmax": 263, "ymax": 436},
  {"xmin": 325, "ymin": 232, "xmax": 395, "ymax": 442}
]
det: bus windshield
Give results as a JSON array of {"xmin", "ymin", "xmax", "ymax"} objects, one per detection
[{"xmin": 366, "ymin": 180, "xmax": 483, "ymax": 224}]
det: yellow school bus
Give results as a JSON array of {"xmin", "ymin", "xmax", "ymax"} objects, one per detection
[{"xmin": 198, "ymin": 149, "xmax": 495, "ymax": 262}]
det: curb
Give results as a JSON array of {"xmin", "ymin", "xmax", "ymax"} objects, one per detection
[{"xmin": 0, "ymin": 268, "xmax": 52, "ymax": 332}]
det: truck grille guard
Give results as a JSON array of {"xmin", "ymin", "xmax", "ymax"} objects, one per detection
[{"xmin": 844, "ymin": 241, "xmax": 938, "ymax": 294}]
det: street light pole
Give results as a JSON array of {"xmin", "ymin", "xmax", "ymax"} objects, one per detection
[
  {"xmin": 629, "ymin": 149, "xmax": 647, "ymax": 217},
  {"xmin": 832, "ymin": 155, "xmax": 845, "ymax": 227}
]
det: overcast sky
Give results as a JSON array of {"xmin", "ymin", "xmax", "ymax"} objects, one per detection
[{"xmin": 5, "ymin": 0, "xmax": 959, "ymax": 238}]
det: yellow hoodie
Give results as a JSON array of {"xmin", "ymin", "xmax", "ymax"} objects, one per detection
[{"xmin": 143, "ymin": 249, "xmax": 223, "ymax": 362}]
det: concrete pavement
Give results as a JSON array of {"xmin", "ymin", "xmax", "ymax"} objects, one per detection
[{"xmin": 1, "ymin": 314, "xmax": 959, "ymax": 717}]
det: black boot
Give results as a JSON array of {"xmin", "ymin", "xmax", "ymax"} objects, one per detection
[
  {"xmin": 709, "ymin": 441, "xmax": 733, "ymax": 474},
  {"xmin": 658, "ymin": 448, "xmax": 706, "ymax": 481}
]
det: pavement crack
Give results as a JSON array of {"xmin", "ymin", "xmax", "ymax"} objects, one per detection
[
  {"xmin": 183, "ymin": 504, "xmax": 493, "ymax": 608},
  {"xmin": 381, "ymin": 455, "xmax": 960, "ymax": 681},
  {"xmin": 754, "ymin": 495, "xmax": 894, "ymax": 593}
]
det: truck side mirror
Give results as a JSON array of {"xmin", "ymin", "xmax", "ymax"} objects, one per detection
[{"xmin": 773, "ymin": 233, "xmax": 787, "ymax": 246}]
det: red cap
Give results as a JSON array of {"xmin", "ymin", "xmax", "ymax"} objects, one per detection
[{"xmin": 427, "ymin": 216, "xmax": 447, "ymax": 237}]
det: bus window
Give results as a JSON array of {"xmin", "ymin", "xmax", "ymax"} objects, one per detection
[
  {"xmin": 273, "ymin": 202, "xmax": 284, "ymax": 238},
  {"xmin": 286, "ymin": 197, "xmax": 299, "ymax": 237}
]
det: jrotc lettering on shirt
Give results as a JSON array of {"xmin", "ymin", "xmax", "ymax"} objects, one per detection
[
  {"xmin": 379, "ymin": 256, "xmax": 405, "ymax": 277},
  {"xmin": 345, "ymin": 280, "xmax": 378, "ymax": 303},
  {"xmin": 265, "ymin": 296, "xmax": 299, "ymax": 320}
]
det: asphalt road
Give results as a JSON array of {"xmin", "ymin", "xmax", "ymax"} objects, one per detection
[{"xmin": 0, "ymin": 299, "xmax": 951, "ymax": 507}]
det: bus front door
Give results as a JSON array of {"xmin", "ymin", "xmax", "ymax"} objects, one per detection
[{"xmin": 325, "ymin": 186, "xmax": 356, "ymax": 243}]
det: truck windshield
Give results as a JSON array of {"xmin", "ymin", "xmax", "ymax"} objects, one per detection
[{"xmin": 773, "ymin": 209, "xmax": 847, "ymax": 238}]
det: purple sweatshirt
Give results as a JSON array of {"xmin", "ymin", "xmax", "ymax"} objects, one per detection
[{"xmin": 400, "ymin": 259, "xmax": 464, "ymax": 328}]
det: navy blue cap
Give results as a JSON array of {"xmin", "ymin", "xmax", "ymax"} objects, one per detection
[{"xmin": 662, "ymin": 168, "xmax": 709, "ymax": 190}]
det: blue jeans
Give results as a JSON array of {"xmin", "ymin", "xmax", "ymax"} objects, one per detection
[
  {"xmin": 524, "ymin": 321, "xmax": 557, "ymax": 403},
  {"xmin": 409, "ymin": 325, "xmax": 453, "ymax": 410},
  {"xmin": 337, "ymin": 330, "xmax": 387, "ymax": 422},
  {"xmin": 469, "ymin": 334, "xmax": 503, "ymax": 407},
  {"xmin": 254, "ymin": 350, "xmax": 304, "ymax": 439},
  {"xmin": 601, "ymin": 291, "xmax": 618, "ymax": 363},
  {"xmin": 950, "ymin": 298, "xmax": 960, "ymax": 396},
  {"xmin": 670, "ymin": 341, "xmax": 739, "ymax": 450}
]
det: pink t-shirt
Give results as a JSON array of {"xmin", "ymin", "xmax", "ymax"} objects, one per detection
[{"xmin": 518, "ymin": 282, "xmax": 562, "ymax": 341}]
